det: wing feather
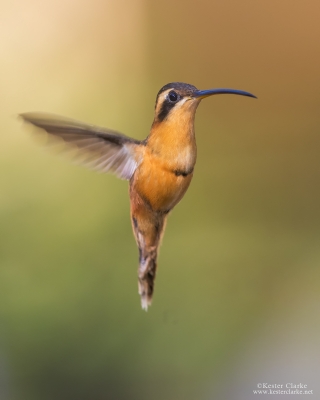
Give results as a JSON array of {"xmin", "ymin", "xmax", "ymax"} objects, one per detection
[{"xmin": 20, "ymin": 112, "xmax": 141, "ymax": 180}]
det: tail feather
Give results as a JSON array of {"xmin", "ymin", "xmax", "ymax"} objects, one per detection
[
  {"xmin": 130, "ymin": 195, "xmax": 167, "ymax": 310},
  {"xmin": 138, "ymin": 248, "xmax": 157, "ymax": 311}
]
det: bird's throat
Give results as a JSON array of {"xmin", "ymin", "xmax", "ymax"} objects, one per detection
[{"xmin": 148, "ymin": 112, "xmax": 197, "ymax": 172}]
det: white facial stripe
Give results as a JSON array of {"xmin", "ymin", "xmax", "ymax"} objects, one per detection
[
  {"xmin": 158, "ymin": 90, "xmax": 191, "ymax": 106},
  {"xmin": 175, "ymin": 97, "xmax": 189, "ymax": 107},
  {"xmin": 155, "ymin": 90, "xmax": 171, "ymax": 114},
  {"xmin": 160, "ymin": 90, "xmax": 171, "ymax": 103},
  {"xmin": 155, "ymin": 89, "xmax": 198, "ymax": 121}
]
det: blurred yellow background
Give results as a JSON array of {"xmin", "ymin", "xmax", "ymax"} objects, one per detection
[{"xmin": 1, "ymin": 0, "xmax": 320, "ymax": 399}]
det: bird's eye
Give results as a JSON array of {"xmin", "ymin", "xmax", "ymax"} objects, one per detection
[{"xmin": 168, "ymin": 90, "xmax": 178, "ymax": 102}]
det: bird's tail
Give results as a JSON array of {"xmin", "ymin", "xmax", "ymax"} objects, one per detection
[
  {"xmin": 131, "ymin": 202, "xmax": 167, "ymax": 311},
  {"xmin": 138, "ymin": 245, "xmax": 158, "ymax": 311}
]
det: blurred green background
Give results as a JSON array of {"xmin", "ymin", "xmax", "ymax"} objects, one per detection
[{"xmin": 1, "ymin": 0, "xmax": 320, "ymax": 399}]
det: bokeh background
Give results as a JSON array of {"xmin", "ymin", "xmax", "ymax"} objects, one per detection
[{"xmin": 1, "ymin": 0, "xmax": 320, "ymax": 399}]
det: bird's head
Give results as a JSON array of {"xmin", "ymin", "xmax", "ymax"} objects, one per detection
[{"xmin": 153, "ymin": 82, "xmax": 256, "ymax": 125}]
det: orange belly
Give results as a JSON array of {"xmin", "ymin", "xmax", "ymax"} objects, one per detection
[{"xmin": 133, "ymin": 156, "xmax": 193, "ymax": 212}]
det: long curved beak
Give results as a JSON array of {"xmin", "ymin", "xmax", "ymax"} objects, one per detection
[{"xmin": 193, "ymin": 88, "xmax": 257, "ymax": 99}]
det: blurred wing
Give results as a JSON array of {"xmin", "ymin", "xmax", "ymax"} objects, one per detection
[{"xmin": 20, "ymin": 112, "xmax": 141, "ymax": 180}]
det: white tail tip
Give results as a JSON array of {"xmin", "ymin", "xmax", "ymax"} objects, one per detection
[{"xmin": 141, "ymin": 296, "xmax": 152, "ymax": 311}]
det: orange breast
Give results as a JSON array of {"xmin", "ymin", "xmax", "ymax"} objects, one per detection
[
  {"xmin": 133, "ymin": 152, "xmax": 193, "ymax": 212},
  {"xmin": 132, "ymin": 112, "xmax": 197, "ymax": 212}
]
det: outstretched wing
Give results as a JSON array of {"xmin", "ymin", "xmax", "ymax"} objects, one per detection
[{"xmin": 20, "ymin": 112, "xmax": 141, "ymax": 180}]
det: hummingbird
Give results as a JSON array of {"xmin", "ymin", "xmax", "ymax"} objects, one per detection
[{"xmin": 20, "ymin": 82, "xmax": 256, "ymax": 310}]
